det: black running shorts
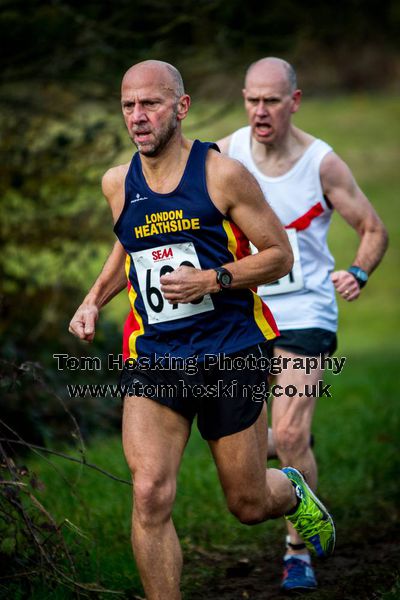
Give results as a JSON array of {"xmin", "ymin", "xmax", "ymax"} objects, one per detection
[
  {"xmin": 265, "ymin": 328, "xmax": 337, "ymax": 358},
  {"xmin": 119, "ymin": 342, "xmax": 271, "ymax": 440}
]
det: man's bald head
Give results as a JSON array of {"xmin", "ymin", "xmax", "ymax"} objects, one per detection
[
  {"xmin": 122, "ymin": 60, "xmax": 185, "ymax": 100},
  {"xmin": 245, "ymin": 58, "xmax": 297, "ymax": 94},
  {"xmin": 120, "ymin": 60, "xmax": 190, "ymax": 156}
]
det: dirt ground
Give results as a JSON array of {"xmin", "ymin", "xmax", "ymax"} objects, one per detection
[{"xmin": 187, "ymin": 527, "xmax": 400, "ymax": 600}]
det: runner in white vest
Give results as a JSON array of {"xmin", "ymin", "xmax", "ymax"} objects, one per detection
[
  {"xmin": 228, "ymin": 128, "xmax": 337, "ymax": 332},
  {"xmin": 218, "ymin": 57, "xmax": 388, "ymax": 593}
]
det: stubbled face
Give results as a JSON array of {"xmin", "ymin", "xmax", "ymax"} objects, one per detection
[
  {"xmin": 243, "ymin": 67, "xmax": 300, "ymax": 145},
  {"xmin": 121, "ymin": 69, "xmax": 185, "ymax": 156}
]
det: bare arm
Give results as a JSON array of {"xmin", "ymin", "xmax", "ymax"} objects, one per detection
[
  {"xmin": 69, "ymin": 241, "xmax": 127, "ymax": 341},
  {"xmin": 160, "ymin": 153, "xmax": 293, "ymax": 304},
  {"xmin": 321, "ymin": 152, "xmax": 388, "ymax": 301},
  {"xmin": 215, "ymin": 156, "xmax": 293, "ymax": 286},
  {"xmin": 69, "ymin": 165, "xmax": 129, "ymax": 341}
]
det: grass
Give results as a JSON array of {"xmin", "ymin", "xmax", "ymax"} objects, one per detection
[
  {"xmin": 6, "ymin": 94, "xmax": 400, "ymax": 598},
  {"xmin": 16, "ymin": 349, "xmax": 398, "ymax": 599}
]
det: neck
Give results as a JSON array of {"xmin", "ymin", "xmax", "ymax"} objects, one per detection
[
  {"xmin": 250, "ymin": 126, "xmax": 314, "ymax": 177},
  {"xmin": 252, "ymin": 125, "xmax": 299, "ymax": 161},
  {"xmin": 140, "ymin": 129, "xmax": 190, "ymax": 189},
  {"xmin": 139, "ymin": 131, "xmax": 192, "ymax": 194}
]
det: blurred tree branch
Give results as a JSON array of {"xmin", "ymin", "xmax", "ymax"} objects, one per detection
[{"xmin": 0, "ymin": 359, "xmax": 130, "ymax": 596}]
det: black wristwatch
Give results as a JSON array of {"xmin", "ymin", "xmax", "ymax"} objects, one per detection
[
  {"xmin": 348, "ymin": 265, "xmax": 368, "ymax": 288},
  {"xmin": 214, "ymin": 267, "xmax": 233, "ymax": 289}
]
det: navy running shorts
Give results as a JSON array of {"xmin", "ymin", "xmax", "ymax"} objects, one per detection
[{"xmin": 119, "ymin": 342, "xmax": 271, "ymax": 440}]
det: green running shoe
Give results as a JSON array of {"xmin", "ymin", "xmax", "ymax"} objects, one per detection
[{"xmin": 283, "ymin": 467, "xmax": 335, "ymax": 558}]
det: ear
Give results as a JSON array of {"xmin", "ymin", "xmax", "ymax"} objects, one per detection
[
  {"xmin": 176, "ymin": 94, "xmax": 191, "ymax": 121},
  {"xmin": 290, "ymin": 89, "xmax": 302, "ymax": 114}
]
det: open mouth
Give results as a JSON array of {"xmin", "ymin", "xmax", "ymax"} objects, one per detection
[
  {"xmin": 254, "ymin": 123, "xmax": 272, "ymax": 136},
  {"xmin": 134, "ymin": 130, "xmax": 153, "ymax": 142}
]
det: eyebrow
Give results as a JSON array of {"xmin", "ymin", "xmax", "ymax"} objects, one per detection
[
  {"xmin": 121, "ymin": 96, "xmax": 163, "ymax": 105},
  {"xmin": 246, "ymin": 94, "xmax": 281, "ymax": 101}
]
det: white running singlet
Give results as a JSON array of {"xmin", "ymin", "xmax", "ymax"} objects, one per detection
[{"xmin": 228, "ymin": 126, "xmax": 338, "ymax": 332}]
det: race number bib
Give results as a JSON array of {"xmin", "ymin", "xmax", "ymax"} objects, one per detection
[
  {"xmin": 131, "ymin": 242, "xmax": 214, "ymax": 324},
  {"xmin": 251, "ymin": 228, "xmax": 304, "ymax": 296}
]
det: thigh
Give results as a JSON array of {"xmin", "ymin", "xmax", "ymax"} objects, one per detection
[
  {"xmin": 271, "ymin": 347, "xmax": 323, "ymax": 431},
  {"xmin": 208, "ymin": 404, "xmax": 268, "ymax": 499},
  {"xmin": 123, "ymin": 394, "xmax": 191, "ymax": 481}
]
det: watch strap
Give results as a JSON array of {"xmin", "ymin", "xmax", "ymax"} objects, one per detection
[{"xmin": 348, "ymin": 265, "xmax": 368, "ymax": 288}]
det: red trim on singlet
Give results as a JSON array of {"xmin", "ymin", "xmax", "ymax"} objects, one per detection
[
  {"xmin": 122, "ymin": 282, "xmax": 142, "ymax": 361},
  {"xmin": 260, "ymin": 298, "xmax": 280, "ymax": 337},
  {"xmin": 285, "ymin": 202, "xmax": 324, "ymax": 231},
  {"xmin": 230, "ymin": 221, "xmax": 251, "ymax": 259}
]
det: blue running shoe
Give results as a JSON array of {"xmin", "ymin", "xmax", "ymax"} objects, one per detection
[{"xmin": 281, "ymin": 556, "xmax": 317, "ymax": 593}]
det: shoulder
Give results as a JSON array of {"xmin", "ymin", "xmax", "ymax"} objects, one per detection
[
  {"xmin": 102, "ymin": 163, "xmax": 130, "ymax": 201},
  {"xmin": 320, "ymin": 151, "xmax": 356, "ymax": 193},
  {"xmin": 101, "ymin": 162, "xmax": 130, "ymax": 223},
  {"xmin": 206, "ymin": 148, "xmax": 255, "ymax": 186},
  {"xmin": 216, "ymin": 134, "xmax": 233, "ymax": 154},
  {"xmin": 216, "ymin": 126, "xmax": 250, "ymax": 155},
  {"xmin": 205, "ymin": 149, "xmax": 263, "ymax": 214},
  {"xmin": 292, "ymin": 126, "xmax": 316, "ymax": 147}
]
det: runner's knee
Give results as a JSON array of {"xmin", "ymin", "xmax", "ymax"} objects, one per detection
[
  {"xmin": 274, "ymin": 423, "xmax": 310, "ymax": 458},
  {"xmin": 133, "ymin": 476, "xmax": 176, "ymax": 526},
  {"xmin": 226, "ymin": 490, "xmax": 268, "ymax": 525}
]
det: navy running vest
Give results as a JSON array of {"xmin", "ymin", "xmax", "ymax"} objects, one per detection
[{"xmin": 114, "ymin": 140, "xmax": 278, "ymax": 361}]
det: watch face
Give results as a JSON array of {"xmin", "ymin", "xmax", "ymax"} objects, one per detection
[
  {"xmin": 216, "ymin": 268, "xmax": 232, "ymax": 288},
  {"xmin": 221, "ymin": 273, "xmax": 231, "ymax": 286},
  {"xmin": 357, "ymin": 269, "xmax": 368, "ymax": 282},
  {"xmin": 350, "ymin": 267, "xmax": 368, "ymax": 282}
]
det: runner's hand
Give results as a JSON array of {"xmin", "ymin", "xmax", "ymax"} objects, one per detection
[
  {"xmin": 69, "ymin": 304, "xmax": 99, "ymax": 342},
  {"xmin": 331, "ymin": 270, "xmax": 360, "ymax": 302},
  {"xmin": 160, "ymin": 266, "xmax": 218, "ymax": 304}
]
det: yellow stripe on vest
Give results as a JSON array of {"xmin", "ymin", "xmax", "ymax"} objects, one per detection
[
  {"xmin": 222, "ymin": 219, "xmax": 238, "ymax": 260},
  {"xmin": 126, "ymin": 254, "xmax": 145, "ymax": 359}
]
